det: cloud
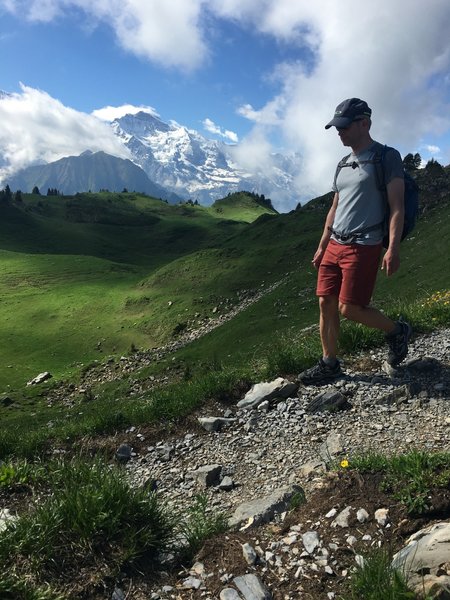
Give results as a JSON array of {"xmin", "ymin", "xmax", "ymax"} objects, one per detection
[
  {"xmin": 228, "ymin": 127, "xmax": 274, "ymax": 173},
  {"xmin": 237, "ymin": 0, "xmax": 450, "ymax": 198},
  {"xmin": 1, "ymin": 0, "xmax": 450, "ymax": 205},
  {"xmin": 0, "ymin": 85, "xmax": 129, "ymax": 183},
  {"xmin": 2, "ymin": 0, "xmax": 208, "ymax": 70},
  {"xmin": 237, "ymin": 97, "xmax": 285, "ymax": 126},
  {"xmin": 202, "ymin": 118, "xmax": 238, "ymax": 143},
  {"xmin": 92, "ymin": 104, "xmax": 160, "ymax": 122},
  {"xmin": 424, "ymin": 145, "xmax": 440, "ymax": 155}
]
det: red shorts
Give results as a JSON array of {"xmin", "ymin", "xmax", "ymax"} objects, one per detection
[{"xmin": 316, "ymin": 240, "xmax": 383, "ymax": 306}]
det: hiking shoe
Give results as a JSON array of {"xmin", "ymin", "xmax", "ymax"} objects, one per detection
[
  {"xmin": 386, "ymin": 320, "xmax": 412, "ymax": 366},
  {"xmin": 298, "ymin": 359, "xmax": 343, "ymax": 385}
]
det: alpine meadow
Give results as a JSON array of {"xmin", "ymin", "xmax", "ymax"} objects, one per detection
[{"xmin": 0, "ymin": 161, "xmax": 449, "ymax": 600}]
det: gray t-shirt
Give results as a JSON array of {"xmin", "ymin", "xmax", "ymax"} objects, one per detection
[{"xmin": 331, "ymin": 141, "xmax": 404, "ymax": 245}]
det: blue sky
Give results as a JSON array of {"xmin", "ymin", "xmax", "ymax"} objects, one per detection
[
  {"xmin": 0, "ymin": 6, "xmax": 310, "ymax": 140},
  {"xmin": 1, "ymin": 0, "xmax": 450, "ymax": 209}
]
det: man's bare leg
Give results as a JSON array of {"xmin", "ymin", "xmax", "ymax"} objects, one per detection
[
  {"xmin": 298, "ymin": 294, "xmax": 342, "ymax": 384},
  {"xmin": 319, "ymin": 295, "xmax": 340, "ymax": 360},
  {"xmin": 339, "ymin": 301, "xmax": 412, "ymax": 366},
  {"xmin": 338, "ymin": 302, "xmax": 396, "ymax": 333}
]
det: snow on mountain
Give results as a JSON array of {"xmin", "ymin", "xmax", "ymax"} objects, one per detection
[{"xmin": 111, "ymin": 111, "xmax": 299, "ymax": 207}]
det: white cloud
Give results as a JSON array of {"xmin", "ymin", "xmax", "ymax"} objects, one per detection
[
  {"xmin": 237, "ymin": 97, "xmax": 284, "ymax": 126},
  {"xmin": 202, "ymin": 118, "xmax": 238, "ymax": 143},
  {"xmin": 229, "ymin": 127, "xmax": 273, "ymax": 173},
  {"xmin": 1, "ymin": 0, "xmax": 450, "ymax": 204},
  {"xmin": 424, "ymin": 145, "xmax": 440, "ymax": 155},
  {"xmin": 92, "ymin": 104, "xmax": 160, "ymax": 122},
  {"xmin": 0, "ymin": 85, "xmax": 129, "ymax": 183},
  {"xmin": 2, "ymin": 0, "xmax": 208, "ymax": 70},
  {"xmin": 229, "ymin": 0, "xmax": 450, "ymax": 200}
]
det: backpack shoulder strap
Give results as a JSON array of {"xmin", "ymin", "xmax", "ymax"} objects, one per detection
[
  {"xmin": 338, "ymin": 153, "xmax": 352, "ymax": 167},
  {"xmin": 372, "ymin": 142, "xmax": 388, "ymax": 196},
  {"xmin": 334, "ymin": 153, "xmax": 352, "ymax": 187}
]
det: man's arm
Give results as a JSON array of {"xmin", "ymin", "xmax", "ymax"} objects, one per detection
[
  {"xmin": 312, "ymin": 192, "xmax": 339, "ymax": 269},
  {"xmin": 381, "ymin": 177, "xmax": 404, "ymax": 276}
]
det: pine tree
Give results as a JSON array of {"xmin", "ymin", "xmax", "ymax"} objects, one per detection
[
  {"xmin": 4, "ymin": 184, "xmax": 12, "ymax": 202},
  {"xmin": 425, "ymin": 158, "xmax": 444, "ymax": 176}
]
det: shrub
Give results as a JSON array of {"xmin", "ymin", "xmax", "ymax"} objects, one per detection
[{"xmin": 0, "ymin": 459, "xmax": 174, "ymax": 586}]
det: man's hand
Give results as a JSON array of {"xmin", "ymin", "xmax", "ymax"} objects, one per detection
[
  {"xmin": 383, "ymin": 177, "xmax": 404, "ymax": 277},
  {"xmin": 381, "ymin": 248, "xmax": 400, "ymax": 276},
  {"xmin": 312, "ymin": 247, "xmax": 325, "ymax": 269}
]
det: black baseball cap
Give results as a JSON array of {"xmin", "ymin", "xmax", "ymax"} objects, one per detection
[{"xmin": 325, "ymin": 98, "xmax": 372, "ymax": 129}]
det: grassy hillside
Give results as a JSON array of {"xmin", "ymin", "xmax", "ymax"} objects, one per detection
[
  {"xmin": 0, "ymin": 171, "xmax": 448, "ymax": 600},
  {"xmin": 209, "ymin": 191, "xmax": 278, "ymax": 222},
  {"xmin": 0, "ymin": 180, "xmax": 449, "ymax": 392},
  {"xmin": 0, "ymin": 191, "xmax": 277, "ymax": 389}
]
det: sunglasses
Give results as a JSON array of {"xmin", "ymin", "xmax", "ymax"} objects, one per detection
[{"xmin": 337, "ymin": 117, "xmax": 366, "ymax": 131}]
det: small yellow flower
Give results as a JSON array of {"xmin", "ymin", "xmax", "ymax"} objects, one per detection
[{"xmin": 340, "ymin": 459, "xmax": 349, "ymax": 468}]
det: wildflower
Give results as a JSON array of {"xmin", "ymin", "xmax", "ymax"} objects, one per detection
[{"xmin": 340, "ymin": 458, "xmax": 349, "ymax": 468}]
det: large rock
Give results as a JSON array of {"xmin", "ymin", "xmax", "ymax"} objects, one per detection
[
  {"xmin": 220, "ymin": 590, "xmax": 242, "ymax": 600},
  {"xmin": 27, "ymin": 371, "xmax": 52, "ymax": 386},
  {"xmin": 189, "ymin": 464, "xmax": 222, "ymax": 488},
  {"xmin": 198, "ymin": 416, "xmax": 236, "ymax": 432},
  {"xmin": 319, "ymin": 431, "xmax": 344, "ymax": 462},
  {"xmin": 115, "ymin": 443, "xmax": 132, "ymax": 463},
  {"xmin": 233, "ymin": 574, "xmax": 272, "ymax": 599},
  {"xmin": 237, "ymin": 378, "xmax": 298, "ymax": 410},
  {"xmin": 228, "ymin": 484, "xmax": 304, "ymax": 530},
  {"xmin": 392, "ymin": 522, "xmax": 450, "ymax": 599},
  {"xmin": 306, "ymin": 389, "xmax": 348, "ymax": 414}
]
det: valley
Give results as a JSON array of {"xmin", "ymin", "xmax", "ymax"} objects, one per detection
[{"xmin": 0, "ymin": 167, "xmax": 448, "ymax": 599}]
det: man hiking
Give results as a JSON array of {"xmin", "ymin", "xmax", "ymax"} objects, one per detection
[{"xmin": 299, "ymin": 97, "xmax": 412, "ymax": 385}]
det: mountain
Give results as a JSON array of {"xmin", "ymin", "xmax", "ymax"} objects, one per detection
[
  {"xmin": 111, "ymin": 111, "xmax": 300, "ymax": 206},
  {"xmin": 6, "ymin": 150, "xmax": 181, "ymax": 202},
  {"xmin": 1, "ymin": 102, "xmax": 299, "ymax": 207}
]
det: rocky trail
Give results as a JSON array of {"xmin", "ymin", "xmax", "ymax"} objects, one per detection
[
  {"xmin": 21, "ymin": 324, "xmax": 450, "ymax": 599},
  {"xmin": 103, "ymin": 327, "xmax": 450, "ymax": 600}
]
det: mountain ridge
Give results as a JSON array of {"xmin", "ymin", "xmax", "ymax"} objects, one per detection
[
  {"xmin": 6, "ymin": 150, "xmax": 182, "ymax": 202},
  {"xmin": 111, "ymin": 110, "xmax": 300, "ymax": 206}
]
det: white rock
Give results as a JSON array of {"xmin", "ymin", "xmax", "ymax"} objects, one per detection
[
  {"xmin": 392, "ymin": 522, "xmax": 450, "ymax": 598},
  {"xmin": 332, "ymin": 506, "xmax": 353, "ymax": 528},
  {"xmin": 182, "ymin": 576, "xmax": 202, "ymax": 589},
  {"xmin": 302, "ymin": 531, "xmax": 320, "ymax": 554},
  {"xmin": 242, "ymin": 542, "xmax": 258, "ymax": 565},
  {"xmin": 220, "ymin": 589, "xmax": 241, "ymax": 600},
  {"xmin": 374, "ymin": 508, "xmax": 389, "ymax": 526},
  {"xmin": 356, "ymin": 508, "xmax": 369, "ymax": 523}
]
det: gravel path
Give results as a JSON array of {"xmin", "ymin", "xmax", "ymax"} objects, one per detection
[{"xmin": 125, "ymin": 328, "xmax": 450, "ymax": 517}]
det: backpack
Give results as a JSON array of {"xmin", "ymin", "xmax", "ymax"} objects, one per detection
[
  {"xmin": 373, "ymin": 144, "xmax": 419, "ymax": 248},
  {"xmin": 333, "ymin": 144, "xmax": 419, "ymax": 248}
]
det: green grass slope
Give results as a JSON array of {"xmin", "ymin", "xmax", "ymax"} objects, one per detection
[
  {"xmin": 209, "ymin": 191, "xmax": 278, "ymax": 222},
  {"xmin": 0, "ymin": 191, "xmax": 276, "ymax": 389},
  {"xmin": 0, "ymin": 182, "xmax": 448, "ymax": 460},
  {"xmin": 0, "ymin": 181, "xmax": 449, "ymax": 391},
  {"xmin": 176, "ymin": 199, "xmax": 450, "ymax": 373}
]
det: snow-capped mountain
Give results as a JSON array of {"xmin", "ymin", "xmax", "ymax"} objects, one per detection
[{"xmin": 111, "ymin": 111, "xmax": 299, "ymax": 206}]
